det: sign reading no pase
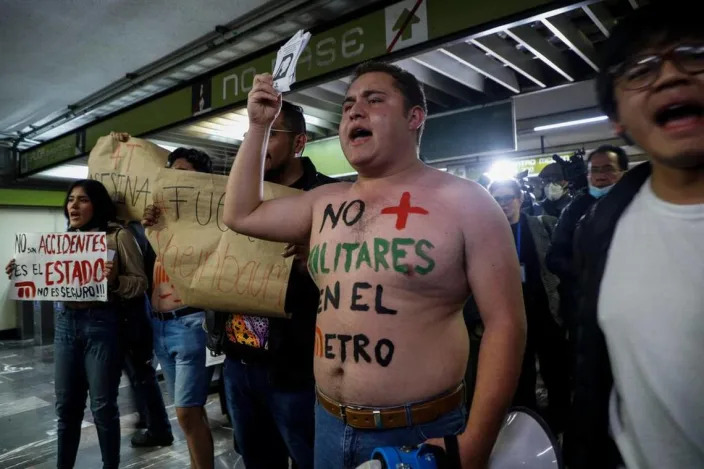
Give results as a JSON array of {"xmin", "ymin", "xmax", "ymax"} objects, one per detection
[{"xmin": 10, "ymin": 232, "xmax": 109, "ymax": 301}]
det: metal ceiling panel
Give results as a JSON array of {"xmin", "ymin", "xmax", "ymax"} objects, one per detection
[
  {"xmin": 287, "ymin": 93, "xmax": 342, "ymax": 115},
  {"xmin": 442, "ymin": 43, "xmax": 521, "ymax": 93},
  {"xmin": 297, "ymin": 88, "xmax": 346, "ymax": 107},
  {"xmin": 470, "ymin": 36, "xmax": 547, "ymax": 88},
  {"xmin": 394, "ymin": 59, "xmax": 474, "ymax": 103},
  {"xmin": 581, "ymin": 3, "xmax": 615, "ymax": 38},
  {"xmin": 505, "ymin": 25, "xmax": 577, "ymax": 82},
  {"xmin": 541, "ymin": 15, "xmax": 599, "ymax": 71},
  {"xmin": 413, "ymin": 52, "xmax": 485, "ymax": 93}
]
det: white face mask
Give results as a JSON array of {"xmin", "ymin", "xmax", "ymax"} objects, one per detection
[{"xmin": 544, "ymin": 183, "xmax": 565, "ymax": 201}]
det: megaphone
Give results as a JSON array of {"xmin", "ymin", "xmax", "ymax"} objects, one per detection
[
  {"xmin": 357, "ymin": 407, "xmax": 562, "ymax": 469},
  {"xmin": 488, "ymin": 407, "xmax": 563, "ymax": 469}
]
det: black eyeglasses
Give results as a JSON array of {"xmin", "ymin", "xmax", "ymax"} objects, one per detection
[{"xmin": 609, "ymin": 43, "xmax": 704, "ymax": 90}]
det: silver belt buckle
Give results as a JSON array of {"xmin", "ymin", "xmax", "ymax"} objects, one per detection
[
  {"xmin": 339, "ymin": 405, "xmax": 347, "ymax": 424},
  {"xmin": 373, "ymin": 410, "xmax": 383, "ymax": 429}
]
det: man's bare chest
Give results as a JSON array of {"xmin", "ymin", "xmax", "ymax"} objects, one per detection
[{"xmin": 308, "ymin": 190, "xmax": 462, "ymax": 289}]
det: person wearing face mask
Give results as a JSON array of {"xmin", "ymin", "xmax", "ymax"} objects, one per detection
[
  {"xmin": 538, "ymin": 163, "xmax": 572, "ymax": 217},
  {"xmin": 546, "ymin": 145, "xmax": 628, "ymax": 337},
  {"xmin": 5, "ymin": 180, "xmax": 147, "ymax": 469}
]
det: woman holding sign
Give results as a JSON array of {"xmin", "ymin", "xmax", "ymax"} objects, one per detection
[{"xmin": 6, "ymin": 179, "xmax": 147, "ymax": 469}]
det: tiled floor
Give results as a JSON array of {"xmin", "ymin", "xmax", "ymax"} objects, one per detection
[{"xmin": 0, "ymin": 342, "xmax": 244, "ymax": 469}]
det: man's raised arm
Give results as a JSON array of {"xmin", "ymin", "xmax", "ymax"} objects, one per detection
[
  {"xmin": 459, "ymin": 183, "xmax": 526, "ymax": 468},
  {"xmin": 223, "ymin": 73, "xmax": 313, "ymax": 245}
]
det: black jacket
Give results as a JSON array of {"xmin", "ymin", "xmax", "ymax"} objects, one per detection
[
  {"xmin": 540, "ymin": 194, "xmax": 571, "ymax": 218},
  {"xmin": 569, "ymin": 162, "xmax": 651, "ymax": 469},
  {"xmin": 222, "ymin": 157, "xmax": 336, "ymax": 390},
  {"xmin": 546, "ymin": 191, "xmax": 596, "ymax": 282}
]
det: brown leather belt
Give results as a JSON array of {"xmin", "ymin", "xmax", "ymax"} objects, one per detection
[{"xmin": 316, "ymin": 383, "xmax": 465, "ymax": 430}]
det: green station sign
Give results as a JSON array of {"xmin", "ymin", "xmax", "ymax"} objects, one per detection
[{"xmin": 19, "ymin": 0, "xmax": 550, "ymax": 176}]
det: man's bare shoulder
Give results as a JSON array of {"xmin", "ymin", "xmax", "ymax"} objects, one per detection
[{"xmin": 424, "ymin": 168, "xmax": 495, "ymax": 213}]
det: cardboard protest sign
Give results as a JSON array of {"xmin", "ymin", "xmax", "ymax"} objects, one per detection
[
  {"xmin": 88, "ymin": 133, "xmax": 168, "ymax": 221},
  {"xmin": 147, "ymin": 168, "xmax": 300, "ymax": 317},
  {"xmin": 10, "ymin": 232, "xmax": 108, "ymax": 301}
]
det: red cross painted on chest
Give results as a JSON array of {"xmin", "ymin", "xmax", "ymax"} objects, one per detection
[{"xmin": 381, "ymin": 192, "xmax": 429, "ymax": 230}]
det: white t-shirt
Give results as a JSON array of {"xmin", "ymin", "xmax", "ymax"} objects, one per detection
[{"xmin": 599, "ymin": 177, "xmax": 704, "ymax": 469}]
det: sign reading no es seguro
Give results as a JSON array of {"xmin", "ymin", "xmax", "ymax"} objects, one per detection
[{"xmin": 10, "ymin": 232, "xmax": 109, "ymax": 302}]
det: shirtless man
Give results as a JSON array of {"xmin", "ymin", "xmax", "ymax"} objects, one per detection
[{"xmin": 223, "ymin": 62, "xmax": 526, "ymax": 469}]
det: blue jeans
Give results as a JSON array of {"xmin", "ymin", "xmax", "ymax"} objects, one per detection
[
  {"xmin": 55, "ymin": 306, "xmax": 122, "ymax": 469},
  {"xmin": 123, "ymin": 349, "xmax": 172, "ymax": 435},
  {"xmin": 223, "ymin": 357, "xmax": 315, "ymax": 469},
  {"xmin": 152, "ymin": 311, "xmax": 208, "ymax": 407},
  {"xmin": 314, "ymin": 398, "xmax": 468, "ymax": 469}
]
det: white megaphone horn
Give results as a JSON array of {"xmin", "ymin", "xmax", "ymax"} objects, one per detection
[{"xmin": 488, "ymin": 407, "xmax": 563, "ymax": 469}]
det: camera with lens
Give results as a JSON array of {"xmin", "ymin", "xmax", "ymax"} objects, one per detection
[{"xmin": 552, "ymin": 148, "xmax": 587, "ymax": 193}]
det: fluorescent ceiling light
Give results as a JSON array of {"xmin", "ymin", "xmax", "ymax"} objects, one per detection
[
  {"xmin": 533, "ymin": 115, "xmax": 608, "ymax": 132},
  {"xmin": 34, "ymin": 164, "xmax": 88, "ymax": 180},
  {"xmin": 485, "ymin": 159, "xmax": 517, "ymax": 182}
]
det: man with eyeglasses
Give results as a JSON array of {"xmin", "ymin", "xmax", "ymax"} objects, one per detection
[
  {"xmin": 569, "ymin": 2, "xmax": 704, "ymax": 468},
  {"xmin": 221, "ymin": 101, "xmax": 335, "ymax": 469},
  {"xmin": 546, "ymin": 145, "xmax": 628, "ymax": 341},
  {"xmin": 488, "ymin": 179, "xmax": 569, "ymax": 436}
]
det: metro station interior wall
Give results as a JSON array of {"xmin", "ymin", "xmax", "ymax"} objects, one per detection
[{"xmin": 0, "ymin": 206, "xmax": 66, "ymax": 331}]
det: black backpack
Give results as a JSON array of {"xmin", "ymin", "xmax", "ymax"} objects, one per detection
[{"xmin": 114, "ymin": 225, "xmax": 154, "ymax": 363}]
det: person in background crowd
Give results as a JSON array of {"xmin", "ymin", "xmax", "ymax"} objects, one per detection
[
  {"xmin": 538, "ymin": 163, "xmax": 572, "ymax": 217},
  {"xmin": 141, "ymin": 147, "xmax": 214, "ymax": 469},
  {"xmin": 546, "ymin": 145, "xmax": 628, "ymax": 339},
  {"xmin": 489, "ymin": 179, "xmax": 569, "ymax": 435},
  {"xmin": 123, "ymin": 219, "xmax": 174, "ymax": 448},
  {"xmin": 219, "ymin": 101, "xmax": 335, "ymax": 469},
  {"xmin": 6, "ymin": 180, "xmax": 147, "ymax": 469},
  {"xmin": 570, "ymin": 2, "xmax": 704, "ymax": 468}
]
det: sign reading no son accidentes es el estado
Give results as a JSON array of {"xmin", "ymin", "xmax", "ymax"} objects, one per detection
[{"xmin": 10, "ymin": 232, "xmax": 109, "ymax": 301}]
